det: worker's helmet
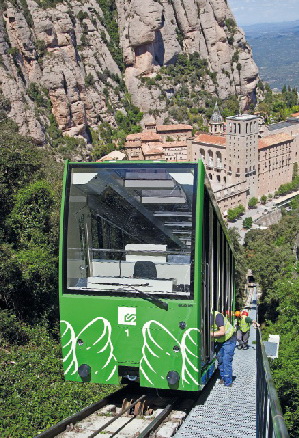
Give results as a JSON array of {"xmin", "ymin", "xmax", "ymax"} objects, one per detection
[
  {"xmin": 241, "ymin": 310, "xmax": 249, "ymax": 316},
  {"xmin": 235, "ymin": 311, "xmax": 241, "ymax": 317}
]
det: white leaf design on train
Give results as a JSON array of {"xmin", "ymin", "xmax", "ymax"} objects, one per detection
[
  {"xmin": 61, "ymin": 320, "xmax": 78, "ymax": 376},
  {"xmin": 60, "ymin": 317, "xmax": 117, "ymax": 381},
  {"xmin": 181, "ymin": 328, "xmax": 200, "ymax": 386},
  {"xmin": 140, "ymin": 320, "xmax": 179, "ymax": 385},
  {"xmin": 140, "ymin": 320, "xmax": 200, "ymax": 387}
]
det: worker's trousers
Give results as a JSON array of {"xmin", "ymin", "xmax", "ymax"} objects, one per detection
[
  {"xmin": 237, "ymin": 330, "xmax": 250, "ymax": 348},
  {"xmin": 215, "ymin": 336, "xmax": 236, "ymax": 386}
]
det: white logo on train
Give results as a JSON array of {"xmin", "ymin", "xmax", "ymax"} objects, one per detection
[{"xmin": 118, "ymin": 307, "xmax": 136, "ymax": 325}]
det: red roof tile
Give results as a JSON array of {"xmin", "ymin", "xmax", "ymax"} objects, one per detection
[
  {"xmin": 156, "ymin": 124, "xmax": 192, "ymax": 132},
  {"xmin": 162, "ymin": 141, "xmax": 187, "ymax": 148},
  {"xmin": 194, "ymin": 133, "xmax": 226, "ymax": 146},
  {"xmin": 258, "ymin": 133, "xmax": 293, "ymax": 150},
  {"xmin": 126, "ymin": 132, "xmax": 161, "ymax": 141}
]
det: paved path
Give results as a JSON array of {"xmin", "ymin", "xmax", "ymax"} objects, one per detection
[
  {"xmin": 174, "ymin": 298, "xmax": 257, "ymax": 438},
  {"xmin": 228, "ymin": 190, "xmax": 299, "ymax": 243}
]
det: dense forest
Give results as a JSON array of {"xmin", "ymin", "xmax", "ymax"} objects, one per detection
[
  {"xmin": 0, "ymin": 104, "xmax": 118, "ymax": 437},
  {"xmin": 243, "ymin": 201, "xmax": 299, "ymax": 437}
]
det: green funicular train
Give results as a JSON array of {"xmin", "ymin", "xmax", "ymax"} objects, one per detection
[{"xmin": 59, "ymin": 161, "xmax": 235, "ymax": 391}]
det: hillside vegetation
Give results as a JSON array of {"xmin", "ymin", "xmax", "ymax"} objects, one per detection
[
  {"xmin": 244, "ymin": 203, "xmax": 299, "ymax": 437},
  {"xmin": 0, "ymin": 108, "xmax": 118, "ymax": 437}
]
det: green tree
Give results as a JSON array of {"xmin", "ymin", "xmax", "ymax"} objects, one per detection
[
  {"xmin": 7, "ymin": 181, "xmax": 56, "ymax": 248},
  {"xmin": 0, "ymin": 119, "xmax": 44, "ymax": 233},
  {"xmin": 243, "ymin": 217, "xmax": 253, "ymax": 229},
  {"xmin": 260, "ymin": 195, "xmax": 267, "ymax": 205},
  {"xmin": 248, "ymin": 197, "xmax": 258, "ymax": 208},
  {"xmin": 227, "ymin": 208, "xmax": 239, "ymax": 222},
  {"xmin": 0, "ymin": 115, "xmax": 62, "ymax": 324},
  {"xmin": 290, "ymin": 195, "xmax": 299, "ymax": 210},
  {"xmin": 227, "ymin": 204, "xmax": 244, "ymax": 222}
]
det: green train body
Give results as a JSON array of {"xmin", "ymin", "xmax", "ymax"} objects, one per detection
[{"xmin": 59, "ymin": 161, "xmax": 235, "ymax": 391}]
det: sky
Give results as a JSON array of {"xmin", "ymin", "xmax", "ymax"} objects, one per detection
[{"xmin": 228, "ymin": 0, "xmax": 299, "ymax": 26}]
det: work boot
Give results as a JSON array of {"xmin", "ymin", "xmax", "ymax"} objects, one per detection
[
  {"xmin": 237, "ymin": 344, "xmax": 243, "ymax": 350},
  {"xmin": 219, "ymin": 379, "xmax": 224, "ymax": 384}
]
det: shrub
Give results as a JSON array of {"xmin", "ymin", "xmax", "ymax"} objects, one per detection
[
  {"xmin": 248, "ymin": 197, "xmax": 258, "ymax": 208},
  {"xmin": 243, "ymin": 217, "xmax": 253, "ymax": 229},
  {"xmin": 0, "ymin": 310, "xmax": 29, "ymax": 347},
  {"xmin": 227, "ymin": 204, "xmax": 245, "ymax": 222},
  {"xmin": 85, "ymin": 73, "xmax": 95, "ymax": 87}
]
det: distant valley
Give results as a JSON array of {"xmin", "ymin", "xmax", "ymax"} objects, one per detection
[{"xmin": 243, "ymin": 20, "xmax": 299, "ymax": 90}]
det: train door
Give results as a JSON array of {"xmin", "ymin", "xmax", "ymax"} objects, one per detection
[
  {"xmin": 201, "ymin": 189, "xmax": 214, "ymax": 366},
  {"xmin": 212, "ymin": 217, "xmax": 220, "ymax": 357},
  {"xmin": 220, "ymin": 229, "xmax": 225, "ymax": 313}
]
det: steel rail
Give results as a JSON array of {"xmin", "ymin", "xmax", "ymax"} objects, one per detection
[
  {"xmin": 137, "ymin": 398, "xmax": 178, "ymax": 438},
  {"xmin": 33, "ymin": 386, "xmax": 134, "ymax": 438},
  {"xmin": 86, "ymin": 394, "xmax": 146, "ymax": 438}
]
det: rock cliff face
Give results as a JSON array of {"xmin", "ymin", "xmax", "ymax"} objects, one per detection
[{"xmin": 0, "ymin": 0, "xmax": 259, "ymax": 144}]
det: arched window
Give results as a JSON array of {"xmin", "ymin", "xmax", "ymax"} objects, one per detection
[
  {"xmin": 208, "ymin": 150, "xmax": 213, "ymax": 167},
  {"xmin": 216, "ymin": 151, "xmax": 222, "ymax": 168}
]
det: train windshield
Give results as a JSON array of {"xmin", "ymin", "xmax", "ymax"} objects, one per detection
[{"xmin": 65, "ymin": 164, "xmax": 197, "ymax": 298}]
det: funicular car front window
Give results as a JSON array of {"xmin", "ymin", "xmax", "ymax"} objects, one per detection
[{"xmin": 65, "ymin": 165, "xmax": 196, "ymax": 298}]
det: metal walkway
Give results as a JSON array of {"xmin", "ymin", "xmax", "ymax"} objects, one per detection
[{"xmin": 174, "ymin": 300, "xmax": 257, "ymax": 438}]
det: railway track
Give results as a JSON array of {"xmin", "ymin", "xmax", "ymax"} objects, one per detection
[{"xmin": 34, "ymin": 385, "xmax": 196, "ymax": 438}]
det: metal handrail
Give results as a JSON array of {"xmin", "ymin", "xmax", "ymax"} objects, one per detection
[{"xmin": 256, "ymin": 328, "xmax": 289, "ymax": 438}]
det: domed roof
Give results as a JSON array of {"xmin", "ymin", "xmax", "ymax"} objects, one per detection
[{"xmin": 210, "ymin": 102, "xmax": 223, "ymax": 124}]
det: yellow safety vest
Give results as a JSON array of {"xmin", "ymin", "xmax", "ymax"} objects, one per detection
[
  {"xmin": 240, "ymin": 316, "xmax": 251, "ymax": 333},
  {"xmin": 212, "ymin": 312, "xmax": 235, "ymax": 343}
]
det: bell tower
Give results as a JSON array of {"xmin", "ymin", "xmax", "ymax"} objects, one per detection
[{"xmin": 209, "ymin": 103, "xmax": 224, "ymax": 135}]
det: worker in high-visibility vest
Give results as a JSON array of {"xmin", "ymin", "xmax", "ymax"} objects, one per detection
[
  {"xmin": 211, "ymin": 311, "xmax": 236, "ymax": 387},
  {"xmin": 236, "ymin": 310, "xmax": 259, "ymax": 350}
]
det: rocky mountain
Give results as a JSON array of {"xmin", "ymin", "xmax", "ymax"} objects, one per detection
[{"xmin": 0, "ymin": 0, "xmax": 259, "ymax": 145}]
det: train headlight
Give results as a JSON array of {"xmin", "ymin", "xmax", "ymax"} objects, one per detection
[
  {"xmin": 77, "ymin": 339, "xmax": 84, "ymax": 346},
  {"xmin": 78, "ymin": 364, "xmax": 91, "ymax": 379},
  {"xmin": 179, "ymin": 321, "xmax": 186, "ymax": 329},
  {"xmin": 166, "ymin": 371, "xmax": 180, "ymax": 385}
]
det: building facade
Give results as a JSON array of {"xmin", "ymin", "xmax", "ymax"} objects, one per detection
[
  {"xmin": 226, "ymin": 115, "xmax": 259, "ymax": 197},
  {"xmin": 258, "ymin": 133, "xmax": 293, "ymax": 196},
  {"xmin": 124, "ymin": 112, "xmax": 299, "ymax": 214}
]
